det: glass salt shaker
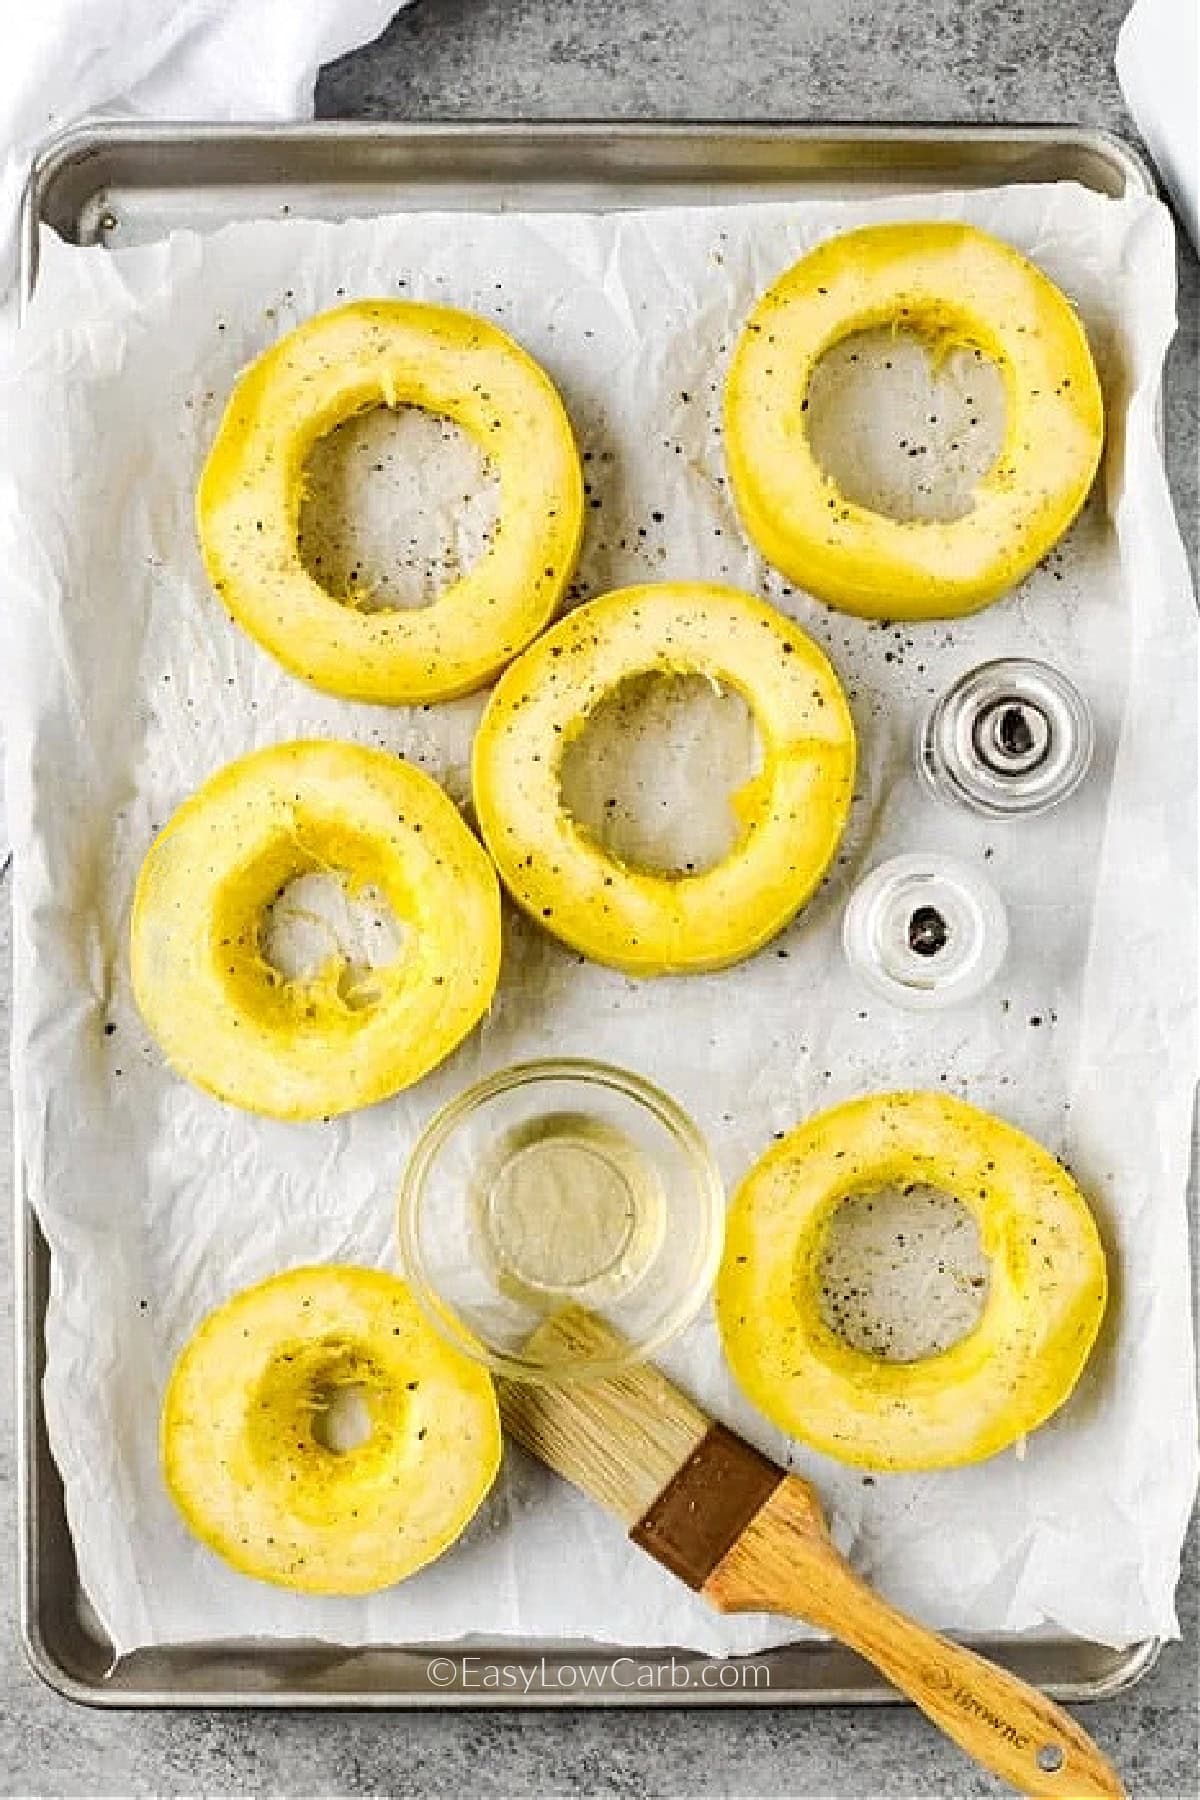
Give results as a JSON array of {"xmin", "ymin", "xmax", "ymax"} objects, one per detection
[
  {"xmin": 842, "ymin": 852, "xmax": 1008, "ymax": 1011},
  {"xmin": 916, "ymin": 658, "xmax": 1094, "ymax": 818}
]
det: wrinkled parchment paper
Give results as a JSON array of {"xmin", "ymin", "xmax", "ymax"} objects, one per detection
[{"xmin": 0, "ymin": 183, "xmax": 1195, "ymax": 1659}]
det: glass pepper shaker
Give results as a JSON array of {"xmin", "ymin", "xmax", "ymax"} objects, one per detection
[
  {"xmin": 842, "ymin": 853, "xmax": 1008, "ymax": 1011},
  {"xmin": 917, "ymin": 658, "xmax": 1094, "ymax": 818}
]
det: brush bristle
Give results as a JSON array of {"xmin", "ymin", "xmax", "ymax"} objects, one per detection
[{"xmin": 496, "ymin": 1308, "xmax": 711, "ymax": 1526}]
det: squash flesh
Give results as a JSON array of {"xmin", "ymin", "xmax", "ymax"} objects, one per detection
[
  {"xmin": 717, "ymin": 1091, "xmax": 1108, "ymax": 1470},
  {"xmin": 197, "ymin": 300, "xmax": 583, "ymax": 703},
  {"xmin": 131, "ymin": 740, "xmax": 501, "ymax": 1119},
  {"xmin": 471, "ymin": 582, "xmax": 856, "ymax": 974},
  {"xmin": 724, "ymin": 223, "xmax": 1105, "ymax": 618},
  {"xmin": 161, "ymin": 1266, "xmax": 501, "ymax": 1594}
]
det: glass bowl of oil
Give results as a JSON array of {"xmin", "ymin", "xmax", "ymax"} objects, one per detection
[{"xmin": 398, "ymin": 1058, "xmax": 724, "ymax": 1383}]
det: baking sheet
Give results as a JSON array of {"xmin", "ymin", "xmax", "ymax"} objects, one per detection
[{"xmin": 0, "ymin": 180, "xmax": 1195, "ymax": 1661}]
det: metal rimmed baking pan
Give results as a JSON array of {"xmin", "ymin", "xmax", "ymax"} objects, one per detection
[{"xmin": 16, "ymin": 119, "xmax": 1161, "ymax": 1709}]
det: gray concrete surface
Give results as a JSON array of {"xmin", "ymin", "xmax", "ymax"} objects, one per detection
[{"xmin": 2, "ymin": 0, "xmax": 1197, "ymax": 1794}]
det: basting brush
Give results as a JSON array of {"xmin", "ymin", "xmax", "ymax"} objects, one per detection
[{"xmin": 498, "ymin": 1308, "xmax": 1123, "ymax": 1799}]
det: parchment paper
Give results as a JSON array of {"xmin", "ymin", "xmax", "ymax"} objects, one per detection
[{"xmin": 0, "ymin": 182, "xmax": 1195, "ymax": 1659}]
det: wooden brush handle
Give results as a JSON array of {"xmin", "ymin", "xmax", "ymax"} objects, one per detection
[{"xmin": 703, "ymin": 1475, "xmax": 1124, "ymax": 1799}]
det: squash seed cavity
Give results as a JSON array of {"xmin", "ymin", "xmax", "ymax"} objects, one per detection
[
  {"xmin": 262, "ymin": 870, "xmax": 405, "ymax": 1010},
  {"xmin": 817, "ymin": 1183, "xmax": 990, "ymax": 1362},
  {"xmin": 805, "ymin": 326, "xmax": 1006, "ymax": 524},
  {"xmin": 311, "ymin": 1381, "xmax": 375, "ymax": 1454},
  {"xmin": 558, "ymin": 670, "xmax": 763, "ymax": 877},
  {"xmin": 299, "ymin": 403, "xmax": 499, "ymax": 610}
]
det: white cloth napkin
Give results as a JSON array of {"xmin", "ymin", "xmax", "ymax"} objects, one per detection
[
  {"xmin": 1117, "ymin": 0, "xmax": 1199, "ymax": 252},
  {"xmin": 0, "ymin": 0, "xmax": 406, "ymax": 858}
]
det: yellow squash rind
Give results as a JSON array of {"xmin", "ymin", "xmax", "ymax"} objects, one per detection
[
  {"xmin": 471, "ymin": 582, "xmax": 856, "ymax": 975},
  {"xmin": 724, "ymin": 222, "xmax": 1105, "ymax": 619},
  {"xmin": 131, "ymin": 740, "xmax": 501, "ymax": 1119},
  {"xmin": 161, "ymin": 1265, "xmax": 501, "ymax": 1594},
  {"xmin": 197, "ymin": 300, "xmax": 584, "ymax": 703},
  {"xmin": 717, "ymin": 1091, "xmax": 1108, "ymax": 1470}
]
